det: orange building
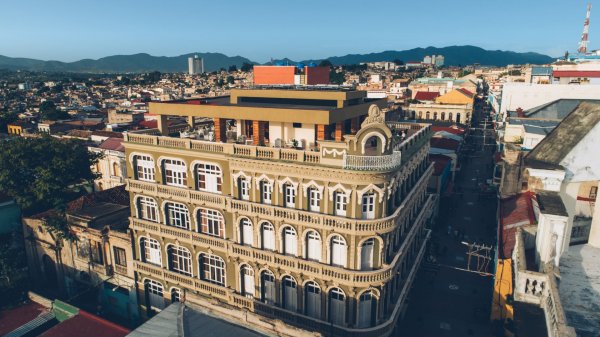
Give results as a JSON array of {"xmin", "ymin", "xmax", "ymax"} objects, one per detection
[{"xmin": 254, "ymin": 65, "xmax": 330, "ymax": 85}]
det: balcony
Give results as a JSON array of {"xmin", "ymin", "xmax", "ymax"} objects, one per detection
[
  {"xmin": 343, "ymin": 151, "xmax": 401, "ymax": 171},
  {"xmin": 125, "ymin": 163, "xmax": 433, "ymax": 235},
  {"xmin": 114, "ymin": 264, "xmax": 128, "ymax": 276},
  {"xmin": 135, "ymin": 229, "xmax": 430, "ymax": 337},
  {"xmin": 130, "ymin": 192, "xmax": 434, "ymax": 288}
]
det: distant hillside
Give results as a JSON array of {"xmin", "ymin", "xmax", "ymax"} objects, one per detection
[
  {"xmin": 299, "ymin": 45, "xmax": 554, "ymax": 67},
  {"xmin": 0, "ymin": 46, "xmax": 555, "ymax": 73},
  {"xmin": 0, "ymin": 53, "xmax": 254, "ymax": 73}
]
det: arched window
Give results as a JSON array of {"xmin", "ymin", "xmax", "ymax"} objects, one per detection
[
  {"xmin": 261, "ymin": 222, "xmax": 275, "ymax": 251},
  {"xmin": 134, "ymin": 155, "xmax": 155, "ymax": 182},
  {"xmin": 330, "ymin": 235, "xmax": 347, "ymax": 268},
  {"xmin": 239, "ymin": 218, "xmax": 253, "ymax": 246},
  {"xmin": 282, "ymin": 276, "xmax": 297, "ymax": 311},
  {"xmin": 197, "ymin": 208, "xmax": 224, "ymax": 238},
  {"xmin": 418, "ymin": 111, "xmax": 423, "ymax": 119},
  {"xmin": 171, "ymin": 288, "xmax": 182, "ymax": 302},
  {"xmin": 456, "ymin": 113, "xmax": 461, "ymax": 123},
  {"xmin": 140, "ymin": 237, "xmax": 161, "ymax": 266},
  {"xmin": 426, "ymin": 111, "xmax": 430, "ymax": 119},
  {"xmin": 282, "ymin": 226, "xmax": 297, "ymax": 256},
  {"xmin": 304, "ymin": 281, "xmax": 321, "ymax": 319},
  {"xmin": 329, "ymin": 287, "xmax": 346, "ymax": 325},
  {"xmin": 240, "ymin": 264, "xmax": 255, "ymax": 298},
  {"xmin": 448, "ymin": 112, "xmax": 453, "ymax": 121},
  {"xmin": 112, "ymin": 162, "xmax": 120, "ymax": 177},
  {"xmin": 441, "ymin": 112, "xmax": 446, "ymax": 121},
  {"xmin": 144, "ymin": 279, "xmax": 164, "ymax": 310},
  {"xmin": 360, "ymin": 238, "xmax": 375, "ymax": 270},
  {"xmin": 199, "ymin": 254, "xmax": 225, "ymax": 286},
  {"xmin": 138, "ymin": 196, "xmax": 159, "ymax": 222},
  {"xmin": 167, "ymin": 245, "xmax": 192, "ymax": 276},
  {"xmin": 163, "ymin": 159, "xmax": 187, "ymax": 187},
  {"xmin": 433, "ymin": 112, "xmax": 438, "ymax": 120},
  {"xmin": 305, "ymin": 230, "xmax": 322, "ymax": 262},
  {"xmin": 165, "ymin": 202, "xmax": 190, "ymax": 230},
  {"xmin": 357, "ymin": 290, "xmax": 376, "ymax": 328},
  {"xmin": 261, "ymin": 270, "xmax": 276, "ymax": 304},
  {"xmin": 196, "ymin": 163, "xmax": 222, "ymax": 193}
]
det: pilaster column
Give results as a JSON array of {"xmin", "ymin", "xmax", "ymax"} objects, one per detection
[
  {"xmin": 157, "ymin": 115, "xmax": 169, "ymax": 135},
  {"xmin": 335, "ymin": 122, "xmax": 343, "ymax": 142},
  {"xmin": 317, "ymin": 124, "xmax": 326, "ymax": 141},
  {"xmin": 213, "ymin": 118, "xmax": 226, "ymax": 142}
]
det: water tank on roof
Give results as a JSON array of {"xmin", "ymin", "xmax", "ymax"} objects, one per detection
[
  {"xmin": 308, "ymin": 62, "xmax": 318, "ymax": 67},
  {"xmin": 297, "ymin": 63, "xmax": 305, "ymax": 70},
  {"xmin": 274, "ymin": 60, "xmax": 285, "ymax": 66}
]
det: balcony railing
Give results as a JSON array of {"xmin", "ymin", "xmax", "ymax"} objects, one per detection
[
  {"xmin": 343, "ymin": 151, "xmax": 402, "ymax": 171},
  {"xmin": 125, "ymin": 164, "xmax": 433, "ymax": 236},
  {"xmin": 130, "ymin": 192, "xmax": 434, "ymax": 288},
  {"xmin": 513, "ymin": 228, "xmax": 576, "ymax": 337},
  {"xmin": 114, "ymin": 264, "xmax": 128, "ymax": 275},
  {"xmin": 135, "ymin": 229, "xmax": 431, "ymax": 337}
]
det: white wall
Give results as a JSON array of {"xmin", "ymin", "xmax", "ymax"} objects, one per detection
[
  {"xmin": 500, "ymin": 83, "xmax": 600, "ymax": 116},
  {"xmin": 268, "ymin": 122, "xmax": 315, "ymax": 148}
]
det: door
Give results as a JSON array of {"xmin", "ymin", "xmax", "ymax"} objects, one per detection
[
  {"xmin": 242, "ymin": 267, "xmax": 255, "ymax": 298},
  {"xmin": 306, "ymin": 232, "xmax": 321, "ymax": 262},
  {"xmin": 262, "ymin": 224, "xmax": 275, "ymax": 251},
  {"xmin": 305, "ymin": 283, "xmax": 321, "ymax": 318},
  {"xmin": 283, "ymin": 277, "xmax": 297, "ymax": 311},
  {"xmin": 283, "ymin": 227, "xmax": 297, "ymax": 256},
  {"xmin": 309, "ymin": 188, "xmax": 320, "ymax": 212},
  {"xmin": 262, "ymin": 273, "xmax": 276, "ymax": 304},
  {"xmin": 330, "ymin": 289, "xmax": 346, "ymax": 325},
  {"xmin": 331, "ymin": 236, "xmax": 347, "ymax": 268},
  {"xmin": 357, "ymin": 293, "xmax": 373, "ymax": 328},
  {"xmin": 241, "ymin": 219, "xmax": 253, "ymax": 246},
  {"xmin": 360, "ymin": 239, "xmax": 374, "ymax": 270},
  {"xmin": 362, "ymin": 194, "xmax": 375, "ymax": 219}
]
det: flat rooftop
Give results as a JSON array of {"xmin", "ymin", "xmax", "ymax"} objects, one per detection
[{"xmin": 559, "ymin": 244, "xmax": 600, "ymax": 337}]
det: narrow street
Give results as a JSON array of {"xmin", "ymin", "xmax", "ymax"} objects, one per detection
[{"xmin": 395, "ymin": 100, "xmax": 497, "ymax": 337}]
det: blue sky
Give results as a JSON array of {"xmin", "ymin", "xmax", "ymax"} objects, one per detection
[{"xmin": 0, "ymin": 0, "xmax": 594, "ymax": 62}]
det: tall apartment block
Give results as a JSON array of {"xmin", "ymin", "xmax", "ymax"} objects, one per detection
[
  {"xmin": 188, "ymin": 54, "xmax": 204, "ymax": 75},
  {"xmin": 124, "ymin": 87, "xmax": 435, "ymax": 336}
]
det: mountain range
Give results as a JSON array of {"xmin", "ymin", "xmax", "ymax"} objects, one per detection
[{"xmin": 0, "ymin": 46, "xmax": 555, "ymax": 73}]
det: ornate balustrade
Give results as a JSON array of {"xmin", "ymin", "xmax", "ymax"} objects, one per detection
[{"xmin": 343, "ymin": 151, "xmax": 402, "ymax": 171}]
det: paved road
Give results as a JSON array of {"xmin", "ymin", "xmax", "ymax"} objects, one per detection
[{"xmin": 395, "ymin": 99, "xmax": 497, "ymax": 337}]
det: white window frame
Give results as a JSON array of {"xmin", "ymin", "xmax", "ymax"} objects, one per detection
[
  {"xmin": 136, "ymin": 155, "xmax": 155, "ymax": 182},
  {"xmin": 282, "ymin": 276, "xmax": 297, "ymax": 311},
  {"xmin": 239, "ymin": 178, "xmax": 250, "ymax": 201},
  {"xmin": 309, "ymin": 188, "xmax": 321, "ymax": 212},
  {"xmin": 163, "ymin": 159, "xmax": 187, "ymax": 187},
  {"xmin": 145, "ymin": 279, "xmax": 164, "ymax": 310},
  {"xmin": 306, "ymin": 231, "xmax": 322, "ymax": 262},
  {"xmin": 168, "ymin": 245, "xmax": 192, "ymax": 276},
  {"xmin": 330, "ymin": 235, "xmax": 347, "ymax": 268},
  {"xmin": 240, "ymin": 218, "xmax": 254, "ymax": 246},
  {"xmin": 240, "ymin": 265, "xmax": 255, "ymax": 298},
  {"xmin": 361, "ymin": 193, "xmax": 375, "ymax": 220},
  {"xmin": 282, "ymin": 226, "xmax": 298, "ymax": 256},
  {"xmin": 198, "ymin": 208, "xmax": 224, "ymax": 238},
  {"xmin": 142, "ymin": 237, "xmax": 162, "ymax": 266},
  {"xmin": 305, "ymin": 281, "xmax": 321, "ymax": 319},
  {"xmin": 261, "ymin": 222, "xmax": 275, "ymax": 251},
  {"xmin": 165, "ymin": 202, "xmax": 190, "ymax": 230},
  {"xmin": 357, "ymin": 291, "xmax": 374, "ymax": 328},
  {"xmin": 284, "ymin": 184, "xmax": 296, "ymax": 208},
  {"xmin": 138, "ymin": 196, "xmax": 159, "ymax": 222},
  {"xmin": 196, "ymin": 163, "xmax": 222, "ymax": 193},
  {"xmin": 334, "ymin": 192, "xmax": 348, "ymax": 217},
  {"xmin": 200, "ymin": 254, "xmax": 225, "ymax": 286},
  {"xmin": 171, "ymin": 287, "xmax": 182, "ymax": 302},
  {"xmin": 329, "ymin": 287, "xmax": 346, "ymax": 326},
  {"xmin": 261, "ymin": 271, "xmax": 276, "ymax": 304},
  {"xmin": 360, "ymin": 238, "xmax": 375, "ymax": 271},
  {"xmin": 261, "ymin": 181, "xmax": 272, "ymax": 205}
]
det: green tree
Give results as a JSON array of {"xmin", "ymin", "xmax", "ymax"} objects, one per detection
[
  {"xmin": 228, "ymin": 65, "xmax": 237, "ymax": 72},
  {"xmin": 241, "ymin": 62, "xmax": 253, "ymax": 72},
  {"xmin": 0, "ymin": 135, "xmax": 101, "ymax": 215},
  {"xmin": 0, "ymin": 111, "xmax": 18, "ymax": 133},
  {"xmin": 319, "ymin": 60, "xmax": 333, "ymax": 67},
  {"xmin": 393, "ymin": 59, "xmax": 404, "ymax": 65},
  {"xmin": 227, "ymin": 75, "xmax": 235, "ymax": 85},
  {"xmin": 39, "ymin": 101, "xmax": 69, "ymax": 121}
]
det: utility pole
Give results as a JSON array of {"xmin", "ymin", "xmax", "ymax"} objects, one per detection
[{"xmin": 461, "ymin": 241, "xmax": 494, "ymax": 276}]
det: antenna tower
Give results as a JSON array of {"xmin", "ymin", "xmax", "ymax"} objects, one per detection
[{"xmin": 578, "ymin": 3, "xmax": 592, "ymax": 54}]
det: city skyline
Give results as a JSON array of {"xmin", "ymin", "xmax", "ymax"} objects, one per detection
[{"xmin": 0, "ymin": 0, "xmax": 594, "ymax": 63}]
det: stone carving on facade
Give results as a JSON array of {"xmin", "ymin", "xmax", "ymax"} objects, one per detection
[{"xmin": 361, "ymin": 104, "xmax": 386, "ymax": 128}]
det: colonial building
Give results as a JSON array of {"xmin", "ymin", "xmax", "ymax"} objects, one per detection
[
  {"xmin": 90, "ymin": 137, "xmax": 127, "ymax": 191},
  {"xmin": 124, "ymin": 87, "xmax": 435, "ymax": 336}
]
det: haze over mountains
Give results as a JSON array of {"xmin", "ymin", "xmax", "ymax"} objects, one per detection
[{"xmin": 0, "ymin": 45, "xmax": 555, "ymax": 73}]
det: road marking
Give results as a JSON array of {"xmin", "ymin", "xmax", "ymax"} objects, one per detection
[
  {"xmin": 449, "ymin": 284, "xmax": 459, "ymax": 290},
  {"xmin": 440, "ymin": 322, "xmax": 452, "ymax": 330},
  {"xmin": 456, "ymin": 256, "xmax": 465, "ymax": 261},
  {"xmin": 466, "ymin": 202, "xmax": 474, "ymax": 206}
]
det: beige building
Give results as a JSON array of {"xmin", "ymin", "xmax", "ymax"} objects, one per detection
[
  {"xmin": 22, "ymin": 186, "xmax": 139, "ymax": 324},
  {"xmin": 125, "ymin": 88, "xmax": 435, "ymax": 336},
  {"xmin": 90, "ymin": 137, "xmax": 126, "ymax": 191}
]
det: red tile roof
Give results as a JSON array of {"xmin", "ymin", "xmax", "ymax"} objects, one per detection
[
  {"xmin": 429, "ymin": 154, "xmax": 452, "ymax": 175},
  {"xmin": 39, "ymin": 310, "xmax": 129, "ymax": 337},
  {"xmin": 430, "ymin": 137, "xmax": 461, "ymax": 151},
  {"xmin": 92, "ymin": 131, "xmax": 124, "ymax": 139},
  {"xmin": 138, "ymin": 120, "xmax": 157, "ymax": 129},
  {"xmin": 98, "ymin": 137, "xmax": 124, "ymax": 152},
  {"xmin": 0, "ymin": 302, "xmax": 47, "ymax": 336},
  {"xmin": 431, "ymin": 125, "xmax": 466, "ymax": 135},
  {"xmin": 553, "ymin": 70, "xmax": 600, "ymax": 78},
  {"xmin": 499, "ymin": 192, "xmax": 536, "ymax": 259},
  {"xmin": 414, "ymin": 91, "xmax": 440, "ymax": 101},
  {"xmin": 457, "ymin": 88, "xmax": 475, "ymax": 97}
]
